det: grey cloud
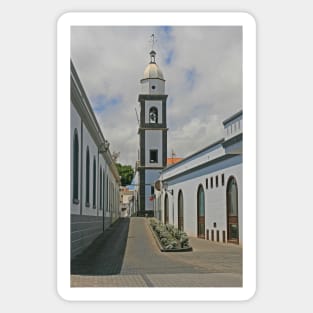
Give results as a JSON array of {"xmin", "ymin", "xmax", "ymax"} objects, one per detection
[{"xmin": 71, "ymin": 26, "xmax": 242, "ymax": 166}]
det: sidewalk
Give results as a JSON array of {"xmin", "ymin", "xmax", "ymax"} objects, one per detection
[{"xmin": 71, "ymin": 217, "xmax": 242, "ymax": 287}]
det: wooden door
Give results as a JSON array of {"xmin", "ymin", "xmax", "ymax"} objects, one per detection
[
  {"xmin": 197, "ymin": 185, "xmax": 205, "ymax": 238},
  {"xmin": 178, "ymin": 190, "xmax": 184, "ymax": 231},
  {"xmin": 226, "ymin": 177, "xmax": 239, "ymax": 243},
  {"xmin": 164, "ymin": 194, "xmax": 169, "ymax": 224}
]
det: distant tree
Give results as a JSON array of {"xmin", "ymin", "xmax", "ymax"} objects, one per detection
[{"xmin": 115, "ymin": 163, "xmax": 134, "ymax": 186}]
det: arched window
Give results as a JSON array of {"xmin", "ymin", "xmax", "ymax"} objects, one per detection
[
  {"xmin": 72, "ymin": 129, "xmax": 79, "ymax": 204},
  {"xmin": 85, "ymin": 147, "xmax": 90, "ymax": 206},
  {"xmin": 226, "ymin": 176, "xmax": 239, "ymax": 243},
  {"xmin": 178, "ymin": 190, "xmax": 184, "ymax": 231},
  {"xmin": 110, "ymin": 181, "xmax": 113, "ymax": 212},
  {"xmin": 149, "ymin": 107, "xmax": 158, "ymax": 123},
  {"xmin": 164, "ymin": 193, "xmax": 169, "ymax": 224},
  {"xmin": 197, "ymin": 184, "xmax": 205, "ymax": 238},
  {"xmin": 106, "ymin": 176, "xmax": 109, "ymax": 211},
  {"xmin": 92, "ymin": 157, "xmax": 96, "ymax": 208},
  {"xmin": 102, "ymin": 169, "xmax": 105, "ymax": 210},
  {"xmin": 99, "ymin": 166, "xmax": 102, "ymax": 210}
]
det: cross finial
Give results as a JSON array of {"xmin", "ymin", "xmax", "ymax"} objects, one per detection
[
  {"xmin": 150, "ymin": 33, "xmax": 155, "ymax": 50},
  {"xmin": 149, "ymin": 34, "xmax": 157, "ymax": 63}
]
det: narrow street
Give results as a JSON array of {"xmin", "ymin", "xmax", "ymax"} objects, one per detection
[{"xmin": 71, "ymin": 217, "xmax": 242, "ymax": 287}]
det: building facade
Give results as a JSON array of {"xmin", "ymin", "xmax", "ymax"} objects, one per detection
[
  {"xmin": 70, "ymin": 61, "xmax": 121, "ymax": 259},
  {"xmin": 137, "ymin": 50, "xmax": 168, "ymax": 213},
  {"xmin": 119, "ymin": 186, "xmax": 135, "ymax": 217},
  {"xmin": 154, "ymin": 111, "xmax": 243, "ymax": 245}
]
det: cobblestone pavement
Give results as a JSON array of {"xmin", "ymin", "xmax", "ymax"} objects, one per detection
[{"xmin": 71, "ymin": 217, "xmax": 242, "ymax": 287}]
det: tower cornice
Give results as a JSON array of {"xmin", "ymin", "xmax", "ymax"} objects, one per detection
[
  {"xmin": 138, "ymin": 94, "xmax": 168, "ymax": 101},
  {"xmin": 140, "ymin": 77, "xmax": 165, "ymax": 83},
  {"xmin": 137, "ymin": 127, "xmax": 168, "ymax": 134}
]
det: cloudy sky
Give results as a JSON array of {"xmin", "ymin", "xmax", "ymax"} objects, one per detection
[{"xmin": 71, "ymin": 26, "xmax": 242, "ymax": 166}]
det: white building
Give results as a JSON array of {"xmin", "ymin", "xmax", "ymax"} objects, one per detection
[
  {"xmin": 155, "ymin": 111, "xmax": 243, "ymax": 245},
  {"xmin": 70, "ymin": 61, "xmax": 121, "ymax": 259},
  {"xmin": 119, "ymin": 186, "xmax": 135, "ymax": 217}
]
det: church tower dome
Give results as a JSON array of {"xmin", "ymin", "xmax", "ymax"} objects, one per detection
[
  {"xmin": 140, "ymin": 50, "xmax": 165, "ymax": 95},
  {"xmin": 143, "ymin": 50, "xmax": 164, "ymax": 80}
]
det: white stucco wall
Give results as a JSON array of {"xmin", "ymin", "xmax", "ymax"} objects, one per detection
[
  {"xmin": 162, "ymin": 142, "xmax": 225, "ymax": 181},
  {"xmin": 159, "ymin": 162, "xmax": 242, "ymax": 243},
  {"xmin": 70, "ymin": 62, "xmax": 121, "ymax": 258},
  {"xmin": 141, "ymin": 79, "xmax": 165, "ymax": 94},
  {"xmin": 70, "ymin": 103, "xmax": 120, "ymax": 220},
  {"xmin": 70, "ymin": 102, "xmax": 81, "ymax": 215},
  {"xmin": 224, "ymin": 114, "xmax": 243, "ymax": 140},
  {"xmin": 145, "ymin": 169, "xmax": 161, "ymax": 211},
  {"xmin": 82, "ymin": 123, "xmax": 98, "ymax": 217}
]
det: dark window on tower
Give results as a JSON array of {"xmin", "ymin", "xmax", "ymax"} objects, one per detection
[
  {"xmin": 206, "ymin": 178, "xmax": 208, "ymax": 189},
  {"xmin": 73, "ymin": 129, "xmax": 79, "ymax": 204},
  {"xmin": 210, "ymin": 177, "xmax": 213, "ymax": 189},
  {"xmin": 216, "ymin": 175, "xmax": 219, "ymax": 188},
  {"xmin": 85, "ymin": 147, "xmax": 90, "ymax": 207},
  {"xmin": 150, "ymin": 149, "xmax": 158, "ymax": 163},
  {"xmin": 222, "ymin": 174, "xmax": 225, "ymax": 186}
]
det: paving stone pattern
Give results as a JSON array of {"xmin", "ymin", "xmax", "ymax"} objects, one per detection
[{"xmin": 71, "ymin": 217, "xmax": 242, "ymax": 287}]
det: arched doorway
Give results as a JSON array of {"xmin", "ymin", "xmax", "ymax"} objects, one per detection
[
  {"xmin": 178, "ymin": 190, "xmax": 184, "ymax": 231},
  {"xmin": 164, "ymin": 193, "xmax": 169, "ymax": 224},
  {"xmin": 226, "ymin": 176, "xmax": 239, "ymax": 243},
  {"xmin": 197, "ymin": 185, "xmax": 205, "ymax": 238}
]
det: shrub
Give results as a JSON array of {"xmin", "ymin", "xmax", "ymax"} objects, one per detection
[
  {"xmin": 160, "ymin": 238, "xmax": 169, "ymax": 246},
  {"xmin": 149, "ymin": 218, "xmax": 191, "ymax": 250},
  {"xmin": 180, "ymin": 235, "xmax": 190, "ymax": 248}
]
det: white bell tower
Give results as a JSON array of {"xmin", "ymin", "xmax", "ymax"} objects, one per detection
[{"xmin": 137, "ymin": 49, "xmax": 168, "ymax": 214}]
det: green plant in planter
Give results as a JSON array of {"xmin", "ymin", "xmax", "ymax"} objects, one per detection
[
  {"xmin": 150, "ymin": 218, "xmax": 191, "ymax": 250},
  {"xmin": 165, "ymin": 240, "xmax": 178, "ymax": 250},
  {"xmin": 155, "ymin": 225, "xmax": 165, "ymax": 235},
  {"xmin": 160, "ymin": 237, "xmax": 169, "ymax": 246},
  {"xmin": 159, "ymin": 230, "xmax": 172, "ymax": 240},
  {"xmin": 180, "ymin": 235, "xmax": 190, "ymax": 248},
  {"xmin": 165, "ymin": 224, "xmax": 174, "ymax": 232},
  {"xmin": 149, "ymin": 218, "xmax": 158, "ymax": 229},
  {"xmin": 172, "ymin": 228, "xmax": 182, "ymax": 240}
]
